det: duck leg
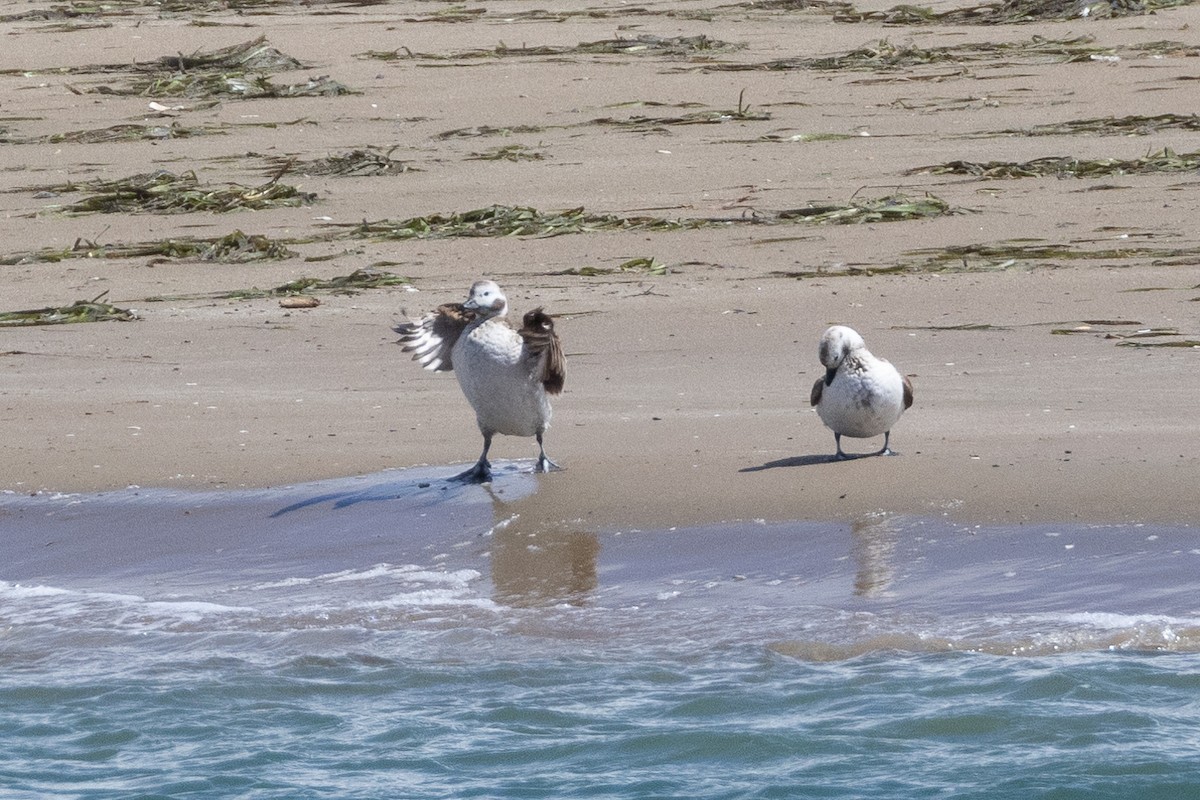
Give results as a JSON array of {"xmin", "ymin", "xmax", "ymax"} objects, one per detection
[
  {"xmin": 834, "ymin": 432, "xmax": 851, "ymax": 461},
  {"xmin": 534, "ymin": 432, "xmax": 562, "ymax": 473},
  {"xmin": 455, "ymin": 432, "xmax": 494, "ymax": 483},
  {"xmin": 876, "ymin": 431, "xmax": 898, "ymax": 457}
]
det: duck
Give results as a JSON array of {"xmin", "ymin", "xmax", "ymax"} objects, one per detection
[
  {"xmin": 395, "ymin": 280, "xmax": 566, "ymax": 482},
  {"xmin": 810, "ymin": 325, "xmax": 913, "ymax": 459}
]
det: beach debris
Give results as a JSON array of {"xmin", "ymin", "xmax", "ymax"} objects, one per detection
[
  {"xmin": 144, "ymin": 269, "xmax": 411, "ymax": 303},
  {"xmin": 33, "ymin": 171, "xmax": 314, "ymax": 215},
  {"xmin": 0, "ymin": 194, "xmax": 953, "ymax": 267},
  {"xmin": 92, "ymin": 73, "xmax": 357, "ymax": 100},
  {"xmin": 830, "ymin": 0, "xmax": 1195, "ymax": 24},
  {"xmin": 279, "ymin": 296, "xmax": 320, "ymax": 308},
  {"xmin": 0, "ymin": 231, "xmax": 296, "ymax": 266},
  {"xmin": 326, "ymin": 205, "xmax": 693, "ymax": 241},
  {"xmin": 151, "ymin": 35, "xmax": 305, "ymax": 73},
  {"xmin": 892, "ymin": 323, "xmax": 1013, "ymax": 331},
  {"xmin": 0, "ymin": 292, "xmax": 136, "ymax": 327},
  {"xmin": 723, "ymin": 131, "xmax": 857, "ymax": 144},
  {"xmin": 200, "ymin": 231, "xmax": 296, "ymax": 263},
  {"xmin": 1050, "ymin": 322, "xmax": 1200, "ymax": 348},
  {"xmin": 440, "ymin": 102, "xmax": 769, "ymax": 141},
  {"xmin": 556, "ymin": 257, "xmax": 671, "ymax": 277},
  {"xmin": 324, "ymin": 195, "xmax": 955, "ymax": 243},
  {"xmin": 1116, "ymin": 339, "xmax": 1200, "ymax": 348},
  {"xmin": 8, "ymin": 117, "xmax": 312, "ymax": 147},
  {"xmin": 45, "ymin": 38, "xmax": 352, "ymax": 100},
  {"xmin": 906, "ymin": 148, "xmax": 1200, "ymax": 179},
  {"xmin": 259, "ymin": 148, "xmax": 418, "ymax": 177},
  {"xmin": 9, "ymin": 35, "xmax": 307, "ymax": 77},
  {"xmin": 25, "ymin": 122, "xmax": 226, "ymax": 145},
  {"xmin": 696, "ymin": 36, "xmax": 1111, "ymax": 73},
  {"xmin": 992, "ymin": 113, "xmax": 1200, "ymax": 137},
  {"xmin": 466, "ymin": 144, "xmax": 548, "ymax": 162},
  {"xmin": 592, "ymin": 106, "xmax": 772, "ymax": 130},
  {"xmin": 438, "ymin": 124, "xmax": 550, "ymax": 140},
  {"xmin": 773, "ymin": 194, "xmax": 951, "ymax": 224},
  {"xmin": 773, "ymin": 239, "xmax": 1200, "ymax": 277},
  {"xmin": 357, "ymin": 35, "xmax": 740, "ymax": 63}
]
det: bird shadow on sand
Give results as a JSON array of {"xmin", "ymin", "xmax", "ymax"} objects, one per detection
[
  {"xmin": 740, "ymin": 452, "xmax": 889, "ymax": 471},
  {"xmin": 269, "ymin": 462, "xmax": 537, "ymax": 517}
]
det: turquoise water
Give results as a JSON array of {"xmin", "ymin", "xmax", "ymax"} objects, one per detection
[{"xmin": 3, "ymin": 469, "xmax": 1199, "ymax": 798}]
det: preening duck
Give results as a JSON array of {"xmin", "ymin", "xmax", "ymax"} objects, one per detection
[
  {"xmin": 810, "ymin": 325, "xmax": 913, "ymax": 459},
  {"xmin": 395, "ymin": 280, "xmax": 566, "ymax": 482}
]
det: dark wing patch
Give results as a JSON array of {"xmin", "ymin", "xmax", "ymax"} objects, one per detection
[
  {"xmin": 394, "ymin": 303, "xmax": 475, "ymax": 372},
  {"xmin": 810, "ymin": 377, "xmax": 824, "ymax": 407},
  {"xmin": 902, "ymin": 374, "xmax": 914, "ymax": 410},
  {"xmin": 519, "ymin": 307, "xmax": 566, "ymax": 395}
]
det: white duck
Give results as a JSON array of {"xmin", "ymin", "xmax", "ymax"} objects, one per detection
[
  {"xmin": 810, "ymin": 325, "xmax": 913, "ymax": 459},
  {"xmin": 396, "ymin": 280, "xmax": 566, "ymax": 482}
]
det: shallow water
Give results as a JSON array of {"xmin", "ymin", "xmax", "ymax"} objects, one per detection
[{"xmin": 3, "ymin": 468, "xmax": 1199, "ymax": 798}]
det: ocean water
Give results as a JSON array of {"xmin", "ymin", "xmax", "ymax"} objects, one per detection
[{"xmin": 3, "ymin": 468, "xmax": 1199, "ymax": 799}]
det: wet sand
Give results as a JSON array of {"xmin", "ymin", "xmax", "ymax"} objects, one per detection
[{"xmin": 2, "ymin": 0, "xmax": 1199, "ymax": 527}]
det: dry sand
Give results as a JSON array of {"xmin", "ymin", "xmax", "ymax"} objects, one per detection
[{"xmin": 2, "ymin": 0, "xmax": 1199, "ymax": 527}]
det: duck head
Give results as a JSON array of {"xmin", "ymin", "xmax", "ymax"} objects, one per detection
[
  {"xmin": 818, "ymin": 325, "xmax": 866, "ymax": 384},
  {"xmin": 463, "ymin": 280, "xmax": 508, "ymax": 318}
]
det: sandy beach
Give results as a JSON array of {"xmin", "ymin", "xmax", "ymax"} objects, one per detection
[{"xmin": 2, "ymin": 0, "xmax": 1199, "ymax": 527}]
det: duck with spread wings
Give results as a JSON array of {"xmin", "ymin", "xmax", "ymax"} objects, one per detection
[{"xmin": 395, "ymin": 280, "xmax": 566, "ymax": 482}]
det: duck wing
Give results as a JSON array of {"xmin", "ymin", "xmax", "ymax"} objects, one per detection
[
  {"xmin": 395, "ymin": 303, "xmax": 475, "ymax": 372},
  {"xmin": 519, "ymin": 308, "xmax": 566, "ymax": 395}
]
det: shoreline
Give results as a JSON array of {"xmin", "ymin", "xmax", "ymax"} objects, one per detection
[
  {"xmin": 4, "ymin": 267, "xmax": 1199, "ymax": 528},
  {"xmin": 3, "ymin": 3, "xmax": 1199, "ymax": 528}
]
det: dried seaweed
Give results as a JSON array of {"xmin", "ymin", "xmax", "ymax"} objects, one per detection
[
  {"xmin": 152, "ymin": 35, "xmax": 304, "ymax": 73},
  {"xmin": 439, "ymin": 102, "xmax": 769, "ymax": 140},
  {"xmin": 993, "ymin": 113, "xmax": 1200, "ymax": 138},
  {"xmin": 730, "ymin": 131, "xmax": 858, "ymax": 143},
  {"xmin": 326, "ymin": 196, "xmax": 954, "ymax": 244},
  {"xmin": 5, "ymin": 35, "xmax": 305, "ymax": 77},
  {"xmin": 592, "ymin": 107, "xmax": 772, "ymax": 130},
  {"xmin": 0, "ymin": 2, "xmax": 121, "ymax": 24},
  {"xmin": 42, "ymin": 122, "xmax": 226, "ymax": 144},
  {"xmin": 329, "ymin": 205, "xmax": 694, "ymax": 241},
  {"xmin": 144, "ymin": 268, "xmax": 410, "ymax": 302},
  {"xmin": 0, "ymin": 292, "xmax": 136, "ymax": 327},
  {"xmin": 200, "ymin": 231, "xmax": 296, "ymax": 262},
  {"xmin": 556, "ymin": 257, "xmax": 670, "ymax": 276},
  {"xmin": 0, "ymin": 196, "xmax": 953, "ymax": 266},
  {"xmin": 41, "ymin": 171, "xmax": 314, "ymax": 215},
  {"xmin": 904, "ymin": 242, "xmax": 1200, "ymax": 272},
  {"xmin": 907, "ymin": 148, "xmax": 1200, "ymax": 178},
  {"xmin": 437, "ymin": 124, "xmax": 551, "ymax": 140},
  {"xmin": 262, "ymin": 148, "xmax": 417, "ymax": 177},
  {"xmin": 774, "ymin": 240, "xmax": 1200, "ymax": 277},
  {"xmin": 104, "ymin": 72, "xmax": 356, "ymax": 99},
  {"xmin": 727, "ymin": 0, "xmax": 856, "ymax": 10},
  {"xmin": 358, "ymin": 35, "xmax": 739, "ymax": 63},
  {"xmin": 1116, "ymin": 339, "xmax": 1200, "ymax": 348},
  {"xmin": 0, "ymin": 231, "xmax": 295, "ymax": 266},
  {"xmin": 465, "ymin": 144, "xmax": 547, "ymax": 162},
  {"xmin": 774, "ymin": 194, "xmax": 952, "ymax": 224},
  {"xmin": 700, "ymin": 35, "xmax": 1109, "ymax": 73},
  {"xmin": 833, "ymin": 0, "xmax": 1194, "ymax": 24}
]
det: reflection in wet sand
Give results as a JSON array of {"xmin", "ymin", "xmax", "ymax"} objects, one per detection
[
  {"xmin": 487, "ymin": 487, "xmax": 600, "ymax": 608},
  {"xmin": 851, "ymin": 516, "xmax": 899, "ymax": 598}
]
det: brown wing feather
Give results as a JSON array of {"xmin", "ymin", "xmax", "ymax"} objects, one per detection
[
  {"xmin": 902, "ymin": 374, "xmax": 914, "ymax": 410},
  {"xmin": 394, "ymin": 303, "xmax": 475, "ymax": 372},
  {"xmin": 810, "ymin": 377, "xmax": 824, "ymax": 408},
  {"xmin": 519, "ymin": 308, "xmax": 566, "ymax": 395}
]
